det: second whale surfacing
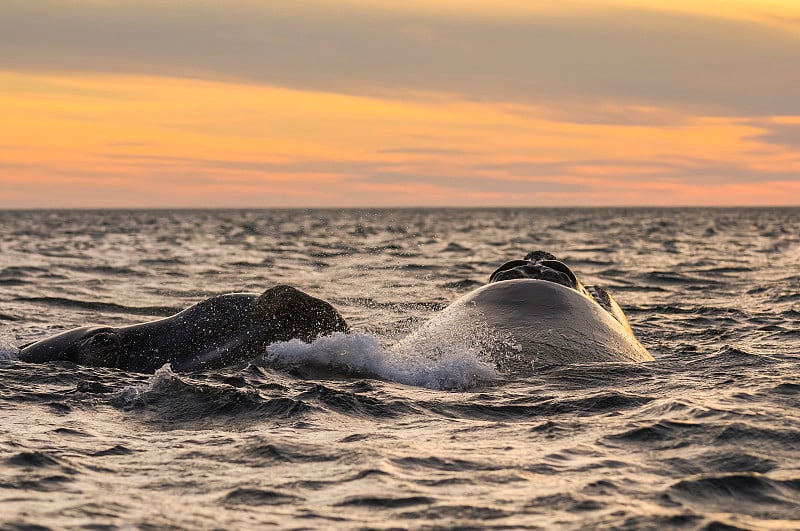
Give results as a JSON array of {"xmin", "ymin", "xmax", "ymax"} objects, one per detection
[
  {"xmin": 392, "ymin": 251, "xmax": 653, "ymax": 373},
  {"xmin": 18, "ymin": 285, "xmax": 349, "ymax": 373}
]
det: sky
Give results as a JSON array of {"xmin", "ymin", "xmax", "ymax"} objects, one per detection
[{"xmin": 1, "ymin": 0, "xmax": 799, "ymax": 208}]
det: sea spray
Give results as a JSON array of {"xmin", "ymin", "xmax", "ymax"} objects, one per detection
[
  {"xmin": 113, "ymin": 363, "xmax": 178, "ymax": 408},
  {"xmin": 0, "ymin": 333, "xmax": 19, "ymax": 361},
  {"xmin": 265, "ymin": 332, "xmax": 498, "ymax": 390}
]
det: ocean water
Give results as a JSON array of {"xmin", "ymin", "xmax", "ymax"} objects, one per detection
[{"xmin": 0, "ymin": 207, "xmax": 798, "ymax": 530}]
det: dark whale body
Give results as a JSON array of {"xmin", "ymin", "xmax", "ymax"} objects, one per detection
[
  {"xmin": 18, "ymin": 285, "xmax": 348, "ymax": 373},
  {"xmin": 392, "ymin": 251, "xmax": 653, "ymax": 372}
]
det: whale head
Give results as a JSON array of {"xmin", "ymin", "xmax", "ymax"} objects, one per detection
[
  {"xmin": 488, "ymin": 251, "xmax": 635, "ymax": 331},
  {"xmin": 256, "ymin": 285, "xmax": 349, "ymax": 342}
]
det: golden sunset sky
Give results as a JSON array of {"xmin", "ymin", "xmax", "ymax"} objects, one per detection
[{"xmin": 1, "ymin": 0, "xmax": 799, "ymax": 207}]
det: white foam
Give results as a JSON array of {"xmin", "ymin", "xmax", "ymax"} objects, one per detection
[
  {"xmin": 265, "ymin": 332, "xmax": 498, "ymax": 390},
  {"xmin": 0, "ymin": 334, "xmax": 20, "ymax": 361},
  {"xmin": 115, "ymin": 363, "xmax": 177, "ymax": 405}
]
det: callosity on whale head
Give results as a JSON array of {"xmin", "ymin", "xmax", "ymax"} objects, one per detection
[{"xmin": 392, "ymin": 251, "xmax": 653, "ymax": 374}]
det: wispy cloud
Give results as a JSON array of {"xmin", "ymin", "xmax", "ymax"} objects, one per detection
[
  {"xmin": 2, "ymin": 1, "xmax": 799, "ymax": 115},
  {"xmin": 748, "ymin": 120, "xmax": 800, "ymax": 149}
]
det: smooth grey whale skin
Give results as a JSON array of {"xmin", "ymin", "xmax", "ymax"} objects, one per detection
[
  {"xmin": 392, "ymin": 253, "xmax": 653, "ymax": 372},
  {"xmin": 18, "ymin": 285, "xmax": 348, "ymax": 373}
]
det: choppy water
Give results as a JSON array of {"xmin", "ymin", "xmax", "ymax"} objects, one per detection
[{"xmin": 1, "ymin": 208, "xmax": 799, "ymax": 530}]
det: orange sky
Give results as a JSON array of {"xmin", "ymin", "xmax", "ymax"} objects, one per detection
[{"xmin": 1, "ymin": 1, "xmax": 799, "ymax": 207}]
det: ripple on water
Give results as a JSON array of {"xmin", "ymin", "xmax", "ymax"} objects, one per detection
[
  {"xmin": 221, "ymin": 487, "xmax": 302, "ymax": 506},
  {"xmin": 335, "ymin": 495, "xmax": 435, "ymax": 509},
  {"xmin": 668, "ymin": 473, "xmax": 800, "ymax": 514}
]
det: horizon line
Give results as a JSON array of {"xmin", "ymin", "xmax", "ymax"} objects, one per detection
[{"xmin": 2, "ymin": 204, "xmax": 799, "ymax": 212}]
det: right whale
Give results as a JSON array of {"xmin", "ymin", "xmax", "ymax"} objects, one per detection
[{"xmin": 392, "ymin": 251, "xmax": 653, "ymax": 373}]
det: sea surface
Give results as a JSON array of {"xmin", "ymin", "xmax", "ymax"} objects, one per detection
[{"xmin": 0, "ymin": 208, "xmax": 798, "ymax": 530}]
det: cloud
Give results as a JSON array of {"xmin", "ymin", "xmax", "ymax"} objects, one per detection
[
  {"xmin": 749, "ymin": 121, "xmax": 800, "ymax": 149},
  {"xmin": 8, "ymin": 148, "xmax": 794, "ymax": 202},
  {"xmin": 4, "ymin": 147, "xmax": 798, "ymax": 207},
  {"xmin": 377, "ymin": 147, "xmax": 470, "ymax": 156},
  {"xmin": 2, "ymin": 1, "xmax": 799, "ymax": 116},
  {"xmin": 365, "ymin": 172, "xmax": 588, "ymax": 195},
  {"xmin": 475, "ymin": 157, "xmax": 799, "ymax": 185}
]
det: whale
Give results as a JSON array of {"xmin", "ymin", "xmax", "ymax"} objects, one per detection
[
  {"xmin": 17, "ymin": 252, "xmax": 650, "ymax": 376},
  {"xmin": 391, "ymin": 251, "xmax": 653, "ymax": 373},
  {"xmin": 18, "ymin": 285, "xmax": 348, "ymax": 373}
]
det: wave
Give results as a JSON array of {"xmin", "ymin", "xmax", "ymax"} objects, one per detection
[
  {"xmin": 669, "ymin": 472, "xmax": 800, "ymax": 511},
  {"xmin": 14, "ymin": 296, "xmax": 180, "ymax": 317},
  {"xmin": 221, "ymin": 487, "xmax": 301, "ymax": 506},
  {"xmin": 111, "ymin": 365, "xmax": 310, "ymax": 423},
  {"xmin": 264, "ymin": 332, "xmax": 498, "ymax": 390}
]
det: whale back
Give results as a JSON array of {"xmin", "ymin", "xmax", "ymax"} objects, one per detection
[
  {"xmin": 392, "ymin": 279, "xmax": 652, "ymax": 373},
  {"xmin": 18, "ymin": 326, "xmax": 120, "ymax": 366}
]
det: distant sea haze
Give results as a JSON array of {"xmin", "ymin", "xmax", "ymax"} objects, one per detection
[{"xmin": 1, "ymin": 207, "xmax": 799, "ymax": 529}]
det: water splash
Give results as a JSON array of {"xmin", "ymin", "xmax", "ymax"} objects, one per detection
[
  {"xmin": 113, "ymin": 363, "xmax": 178, "ymax": 407},
  {"xmin": 390, "ymin": 300, "xmax": 524, "ymax": 375},
  {"xmin": 265, "ymin": 332, "xmax": 498, "ymax": 390},
  {"xmin": 0, "ymin": 333, "xmax": 20, "ymax": 360}
]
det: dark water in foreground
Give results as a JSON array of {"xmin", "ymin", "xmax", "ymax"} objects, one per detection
[{"xmin": 1, "ymin": 208, "xmax": 799, "ymax": 530}]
